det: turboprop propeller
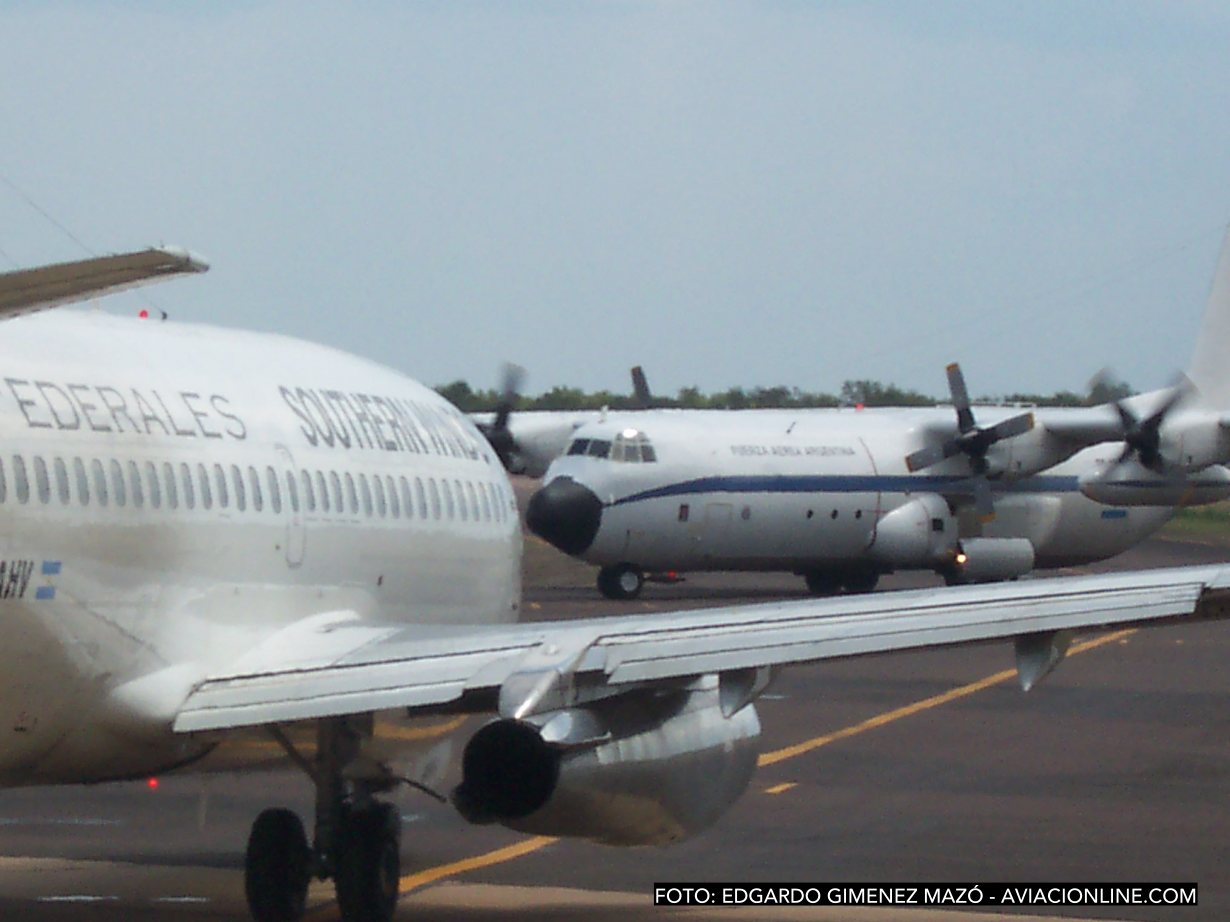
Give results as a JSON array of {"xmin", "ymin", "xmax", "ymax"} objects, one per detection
[
  {"xmin": 475, "ymin": 363, "xmax": 526, "ymax": 470},
  {"xmin": 904, "ymin": 363, "xmax": 1035, "ymax": 520}
]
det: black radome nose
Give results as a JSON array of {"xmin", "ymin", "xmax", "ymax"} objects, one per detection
[{"xmin": 526, "ymin": 477, "xmax": 603, "ymax": 556}]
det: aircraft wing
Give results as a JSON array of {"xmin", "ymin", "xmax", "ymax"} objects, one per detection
[
  {"xmin": 0, "ymin": 246, "xmax": 208, "ymax": 319},
  {"xmin": 173, "ymin": 564, "xmax": 1230, "ymax": 734}
]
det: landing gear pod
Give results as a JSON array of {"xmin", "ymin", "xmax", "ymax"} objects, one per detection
[{"xmin": 942, "ymin": 537, "xmax": 1035, "ymax": 585}]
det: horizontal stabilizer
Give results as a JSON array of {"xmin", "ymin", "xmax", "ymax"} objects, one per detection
[{"xmin": 0, "ymin": 246, "xmax": 208, "ymax": 320}]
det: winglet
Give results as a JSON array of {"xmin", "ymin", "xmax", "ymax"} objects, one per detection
[{"xmin": 0, "ymin": 245, "xmax": 209, "ymax": 320}]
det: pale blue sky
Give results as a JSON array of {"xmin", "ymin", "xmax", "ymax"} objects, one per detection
[{"xmin": 2, "ymin": 2, "xmax": 1228, "ymax": 398}]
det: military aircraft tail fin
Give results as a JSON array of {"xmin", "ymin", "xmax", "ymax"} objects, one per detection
[{"xmin": 1187, "ymin": 227, "xmax": 1230, "ymax": 408}]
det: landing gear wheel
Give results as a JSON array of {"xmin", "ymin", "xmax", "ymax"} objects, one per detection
[
  {"xmin": 803, "ymin": 569, "xmax": 842, "ymax": 595},
  {"xmin": 841, "ymin": 567, "xmax": 880, "ymax": 594},
  {"xmin": 597, "ymin": 564, "xmax": 644, "ymax": 600},
  {"xmin": 334, "ymin": 802, "xmax": 401, "ymax": 922},
  {"xmin": 245, "ymin": 808, "xmax": 311, "ymax": 922}
]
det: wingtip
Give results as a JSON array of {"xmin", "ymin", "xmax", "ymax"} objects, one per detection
[{"xmin": 154, "ymin": 245, "xmax": 210, "ymax": 274}]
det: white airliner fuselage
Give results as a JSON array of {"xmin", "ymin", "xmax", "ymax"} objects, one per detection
[{"xmin": 0, "ymin": 310, "xmax": 519, "ymax": 785}]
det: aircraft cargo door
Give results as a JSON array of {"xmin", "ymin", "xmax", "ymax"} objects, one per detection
[{"xmin": 275, "ymin": 444, "xmax": 306, "ymax": 568}]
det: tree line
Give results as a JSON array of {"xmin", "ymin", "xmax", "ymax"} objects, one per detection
[{"xmin": 435, "ymin": 377, "xmax": 1133, "ymax": 412}]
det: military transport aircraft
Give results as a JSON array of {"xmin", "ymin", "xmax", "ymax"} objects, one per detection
[
  {"xmin": 526, "ymin": 238, "xmax": 1230, "ymax": 600},
  {"xmin": 3, "ymin": 245, "xmax": 1230, "ymax": 922}
]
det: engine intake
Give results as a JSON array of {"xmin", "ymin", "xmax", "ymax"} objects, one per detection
[{"xmin": 453, "ymin": 681, "xmax": 760, "ymax": 846}]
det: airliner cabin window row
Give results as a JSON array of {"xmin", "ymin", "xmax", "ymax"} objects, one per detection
[{"xmin": 0, "ymin": 454, "xmax": 505, "ymax": 531}]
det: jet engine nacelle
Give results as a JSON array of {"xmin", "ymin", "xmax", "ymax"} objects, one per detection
[
  {"xmin": 452, "ymin": 682, "xmax": 760, "ymax": 846},
  {"xmin": 869, "ymin": 494, "xmax": 958, "ymax": 568},
  {"xmin": 944, "ymin": 537, "xmax": 1035, "ymax": 585},
  {"xmin": 1078, "ymin": 461, "xmax": 1230, "ymax": 507}
]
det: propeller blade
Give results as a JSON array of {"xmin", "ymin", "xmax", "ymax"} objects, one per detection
[
  {"xmin": 985, "ymin": 411, "xmax": 1035, "ymax": 442},
  {"xmin": 905, "ymin": 440, "xmax": 962, "ymax": 472},
  {"xmin": 492, "ymin": 363, "xmax": 525, "ymax": 432},
  {"xmin": 1143, "ymin": 375, "xmax": 1193, "ymax": 427},
  {"xmin": 946, "ymin": 363, "xmax": 975, "ymax": 433}
]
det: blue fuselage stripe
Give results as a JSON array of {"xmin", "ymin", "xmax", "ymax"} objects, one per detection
[{"xmin": 610, "ymin": 474, "xmax": 1082, "ymax": 507}]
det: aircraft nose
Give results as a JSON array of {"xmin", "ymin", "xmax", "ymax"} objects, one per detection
[{"xmin": 526, "ymin": 477, "xmax": 603, "ymax": 556}]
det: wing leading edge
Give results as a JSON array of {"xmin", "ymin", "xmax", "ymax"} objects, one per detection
[
  {"xmin": 173, "ymin": 564, "xmax": 1230, "ymax": 735},
  {"xmin": 0, "ymin": 245, "xmax": 208, "ymax": 319}
]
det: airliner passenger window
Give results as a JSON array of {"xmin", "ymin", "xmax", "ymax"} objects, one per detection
[
  {"xmin": 428, "ymin": 478, "xmax": 441, "ymax": 520},
  {"xmin": 92, "ymin": 459, "xmax": 107, "ymax": 507},
  {"xmin": 110, "ymin": 459, "xmax": 126, "ymax": 507},
  {"xmin": 73, "ymin": 458, "xmax": 88, "ymax": 506},
  {"xmin": 127, "ymin": 460, "xmax": 143, "ymax": 508},
  {"xmin": 285, "ymin": 471, "xmax": 300, "ymax": 513},
  {"xmin": 415, "ymin": 477, "xmax": 427, "ymax": 518},
  {"xmin": 34, "ymin": 457, "xmax": 50, "ymax": 505},
  {"xmin": 213, "ymin": 465, "xmax": 228, "ymax": 508},
  {"xmin": 181, "ymin": 463, "xmax": 195, "ymax": 510},
  {"xmin": 480, "ymin": 482, "xmax": 492, "ymax": 521},
  {"xmin": 54, "ymin": 458, "xmax": 70, "ymax": 505},
  {"xmin": 248, "ymin": 467, "xmax": 263, "ymax": 512},
  {"xmin": 232, "ymin": 465, "xmax": 245, "ymax": 511},
  {"xmin": 372, "ymin": 474, "xmax": 387, "ymax": 518},
  {"xmin": 285, "ymin": 469, "xmax": 300, "ymax": 513},
  {"xmin": 454, "ymin": 480, "xmax": 466, "ymax": 521},
  {"xmin": 266, "ymin": 466, "xmax": 281, "ymax": 514},
  {"xmin": 359, "ymin": 474, "xmax": 373, "ymax": 517},
  {"xmin": 197, "ymin": 464, "xmax": 212, "ymax": 510},
  {"xmin": 344, "ymin": 472, "xmax": 358, "ymax": 514},
  {"xmin": 399, "ymin": 476, "xmax": 413, "ymax": 519},
  {"xmin": 386, "ymin": 475, "xmax": 400, "ymax": 518},
  {"xmin": 145, "ymin": 462, "xmax": 161, "ymax": 509},
  {"xmin": 441, "ymin": 479, "xmax": 455, "ymax": 519},
  {"xmin": 314, "ymin": 471, "xmax": 329, "ymax": 513},
  {"xmin": 567, "ymin": 439, "xmax": 590, "ymax": 456},
  {"xmin": 329, "ymin": 471, "xmax": 343, "ymax": 512},
  {"xmin": 163, "ymin": 463, "xmax": 178, "ymax": 510},
  {"xmin": 13, "ymin": 456, "xmax": 28, "ymax": 504},
  {"xmin": 300, "ymin": 470, "xmax": 315, "ymax": 512},
  {"xmin": 465, "ymin": 481, "xmax": 478, "ymax": 521}
]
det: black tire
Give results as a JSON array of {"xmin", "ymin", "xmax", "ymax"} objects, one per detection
[
  {"xmin": 841, "ymin": 567, "xmax": 880, "ymax": 594},
  {"xmin": 597, "ymin": 564, "xmax": 644, "ymax": 600},
  {"xmin": 803, "ymin": 569, "xmax": 842, "ymax": 595},
  {"xmin": 245, "ymin": 808, "xmax": 310, "ymax": 922},
  {"xmin": 335, "ymin": 802, "xmax": 401, "ymax": 922}
]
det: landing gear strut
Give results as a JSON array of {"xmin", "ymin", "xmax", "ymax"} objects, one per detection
[{"xmin": 244, "ymin": 718, "xmax": 402, "ymax": 922}]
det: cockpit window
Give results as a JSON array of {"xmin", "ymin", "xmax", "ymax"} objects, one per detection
[
  {"xmin": 566, "ymin": 431, "xmax": 655, "ymax": 462},
  {"xmin": 610, "ymin": 428, "xmax": 657, "ymax": 463}
]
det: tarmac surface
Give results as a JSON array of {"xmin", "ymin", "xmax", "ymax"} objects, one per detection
[{"xmin": 1, "ymin": 485, "xmax": 1227, "ymax": 921}]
